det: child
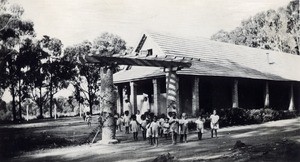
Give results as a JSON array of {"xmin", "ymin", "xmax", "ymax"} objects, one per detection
[
  {"xmin": 169, "ymin": 111, "xmax": 179, "ymax": 145},
  {"xmin": 130, "ymin": 115, "xmax": 139, "ymax": 140},
  {"xmin": 140, "ymin": 114, "xmax": 147, "ymax": 140},
  {"xmin": 159, "ymin": 114, "xmax": 166, "ymax": 137},
  {"xmin": 124, "ymin": 111, "xmax": 130, "ymax": 134},
  {"xmin": 116, "ymin": 113, "xmax": 123, "ymax": 132},
  {"xmin": 150, "ymin": 116, "xmax": 160, "ymax": 147},
  {"xmin": 136, "ymin": 110, "xmax": 142, "ymax": 124},
  {"xmin": 86, "ymin": 112, "xmax": 92, "ymax": 127},
  {"xmin": 179, "ymin": 113, "xmax": 189, "ymax": 143},
  {"xmin": 146, "ymin": 118, "xmax": 153, "ymax": 145},
  {"xmin": 163, "ymin": 117, "xmax": 170, "ymax": 139},
  {"xmin": 195, "ymin": 115, "xmax": 205, "ymax": 140},
  {"xmin": 210, "ymin": 110, "xmax": 220, "ymax": 138}
]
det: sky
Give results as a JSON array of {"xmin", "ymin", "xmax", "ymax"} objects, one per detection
[
  {"xmin": 2, "ymin": 0, "xmax": 291, "ymax": 102},
  {"xmin": 10, "ymin": 0, "xmax": 290, "ymax": 47}
]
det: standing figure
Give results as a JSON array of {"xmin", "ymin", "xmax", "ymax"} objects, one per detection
[
  {"xmin": 124, "ymin": 99, "xmax": 132, "ymax": 116},
  {"xmin": 116, "ymin": 113, "xmax": 123, "ymax": 132},
  {"xmin": 169, "ymin": 111, "xmax": 179, "ymax": 145},
  {"xmin": 163, "ymin": 118, "xmax": 170, "ymax": 139},
  {"xmin": 150, "ymin": 116, "xmax": 160, "ymax": 147},
  {"xmin": 140, "ymin": 114, "xmax": 147, "ymax": 140},
  {"xmin": 179, "ymin": 113, "xmax": 189, "ymax": 143},
  {"xmin": 136, "ymin": 110, "xmax": 142, "ymax": 124},
  {"xmin": 130, "ymin": 115, "xmax": 139, "ymax": 140},
  {"xmin": 159, "ymin": 114, "xmax": 166, "ymax": 137},
  {"xmin": 141, "ymin": 96, "xmax": 150, "ymax": 115},
  {"xmin": 210, "ymin": 110, "xmax": 220, "ymax": 138},
  {"xmin": 195, "ymin": 115, "xmax": 205, "ymax": 140},
  {"xmin": 146, "ymin": 118, "xmax": 153, "ymax": 145},
  {"xmin": 124, "ymin": 111, "xmax": 131, "ymax": 134}
]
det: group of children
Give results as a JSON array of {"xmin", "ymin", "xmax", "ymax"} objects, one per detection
[{"xmin": 114, "ymin": 109, "xmax": 219, "ymax": 146}]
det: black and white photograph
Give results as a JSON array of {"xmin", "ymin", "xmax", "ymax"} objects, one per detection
[{"xmin": 0, "ymin": 0, "xmax": 299, "ymax": 161}]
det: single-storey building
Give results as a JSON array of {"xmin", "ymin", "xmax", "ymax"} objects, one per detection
[{"xmin": 113, "ymin": 32, "xmax": 300, "ymax": 116}]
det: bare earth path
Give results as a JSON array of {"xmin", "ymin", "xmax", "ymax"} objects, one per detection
[{"xmin": 1, "ymin": 117, "xmax": 300, "ymax": 162}]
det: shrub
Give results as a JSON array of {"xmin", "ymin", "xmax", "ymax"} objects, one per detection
[
  {"xmin": 219, "ymin": 107, "xmax": 248, "ymax": 127},
  {"xmin": 218, "ymin": 107, "xmax": 298, "ymax": 127}
]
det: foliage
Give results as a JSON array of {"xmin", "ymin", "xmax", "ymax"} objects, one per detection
[
  {"xmin": 64, "ymin": 32, "xmax": 127, "ymax": 114},
  {"xmin": 218, "ymin": 107, "xmax": 298, "ymax": 127},
  {"xmin": 0, "ymin": 1, "xmax": 35, "ymax": 121},
  {"xmin": 211, "ymin": 1, "xmax": 299, "ymax": 55}
]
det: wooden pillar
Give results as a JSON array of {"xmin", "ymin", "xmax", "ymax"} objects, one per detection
[
  {"xmin": 165, "ymin": 68, "xmax": 180, "ymax": 114},
  {"xmin": 192, "ymin": 77, "xmax": 200, "ymax": 116},
  {"xmin": 153, "ymin": 79, "xmax": 160, "ymax": 115},
  {"xmin": 116, "ymin": 85, "xmax": 123, "ymax": 115},
  {"xmin": 130, "ymin": 82, "xmax": 137, "ymax": 114},
  {"xmin": 288, "ymin": 83, "xmax": 295, "ymax": 111},
  {"xmin": 264, "ymin": 81, "xmax": 270, "ymax": 108},
  {"xmin": 232, "ymin": 79, "xmax": 239, "ymax": 108}
]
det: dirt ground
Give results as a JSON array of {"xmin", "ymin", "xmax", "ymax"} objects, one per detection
[{"xmin": 0, "ymin": 116, "xmax": 300, "ymax": 162}]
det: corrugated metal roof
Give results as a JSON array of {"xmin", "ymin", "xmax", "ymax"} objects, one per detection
[{"xmin": 114, "ymin": 32, "xmax": 300, "ymax": 83}]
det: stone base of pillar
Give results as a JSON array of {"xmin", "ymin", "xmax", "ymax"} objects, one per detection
[{"xmin": 96, "ymin": 139, "xmax": 119, "ymax": 145}]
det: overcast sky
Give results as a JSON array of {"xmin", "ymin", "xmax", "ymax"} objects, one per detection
[
  {"xmin": 2, "ymin": 0, "xmax": 291, "ymax": 102},
  {"xmin": 11, "ymin": 0, "xmax": 290, "ymax": 47}
]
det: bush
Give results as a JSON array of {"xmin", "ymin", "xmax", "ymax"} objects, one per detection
[
  {"xmin": 219, "ymin": 107, "xmax": 298, "ymax": 127},
  {"xmin": 219, "ymin": 108, "xmax": 249, "ymax": 127}
]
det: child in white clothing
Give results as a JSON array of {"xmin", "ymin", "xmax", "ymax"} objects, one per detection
[
  {"xmin": 146, "ymin": 119, "xmax": 152, "ymax": 145},
  {"xmin": 195, "ymin": 115, "xmax": 205, "ymax": 140},
  {"xmin": 169, "ymin": 111, "xmax": 179, "ymax": 145},
  {"xmin": 163, "ymin": 118, "xmax": 170, "ymax": 139},
  {"xmin": 179, "ymin": 113, "xmax": 189, "ymax": 143},
  {"xmin": 140, "ymin": 114, "xmax": 147, "ymax": 140},
  {"xmin": 124, "ymin": 111, "xmax": 130, "ymax": 134},
  {"xmin": 210, "ymin": 110, "xmax": 220, "ymax": 138},
  {"xmin": 150, "ymin": 116, "xmax": 160, "ymax": 147},
  {"xmin": 130, "ymin": 115, "xmax": 139, "ymax": 140}
]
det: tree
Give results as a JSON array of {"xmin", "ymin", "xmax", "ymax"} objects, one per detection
[
  {"xmin": 211, "ymin": 0, "xmax": 299, "ymax": 55},
  {"xmin": 41, "ymin": 35, "xmax": 75, "ymax": 118},
  {"xmin": 0, "ymin": 1, "xmax": 35, "ymax": 121},
  {"xmin": 64, "ymin": 41, "xmax": 101, "ymax": 115}
]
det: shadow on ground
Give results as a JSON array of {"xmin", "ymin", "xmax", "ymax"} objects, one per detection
[{"xmin": 0, "ymin": 117, "xmax": 300, "ymax": 162}]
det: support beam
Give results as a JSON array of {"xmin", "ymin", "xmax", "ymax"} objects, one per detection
[
  {"xmin": 153, "ymin": 79, "xmax": 161, "ymax": 115},
  {"xmin": 288, "ymin": 83, "xmax": 295, "ymax": 111},
  {"xmin": 130, "ymin": 82, "xmax": 137, "ymax": 114},
  {"xmin": 232, "ymin": 79, "xmax": 239, "ymax": 108},
  {"xmin": 264, "ymin": 81, "xmax": 270, "ymax": 108},
  {"xmin": 192, "ymin": 77, "xmax": 200, "ymax": 116},
  {"xmin": 165, "ymin": 68, "xmax": 179, "ymax": 114},
  {"xmin": 116, "ymin": 85, "xmax": 123, "ymax": 115}
]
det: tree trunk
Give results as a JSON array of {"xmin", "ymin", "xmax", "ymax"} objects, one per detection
[
  {"xmin": 11, "ymin": 85, "xmax": 17, "ymax": 121},
  {"xmin": 49, "ymin": 81, "xmax": 53, "ymax": 118},
  {"xmin": 89, "ymin": 97, "xmax": 93, "ymax": 115},
  {"xmin": 39, "ymin": 86, "xmax": 43, "ymax": 118},
  {"xmin": 18, "ymin": 80, "xmax": 22, "ymax": 121},
  {"xmin": 100, "ymin": 66, "xmax": 117, "ymax": 143}
]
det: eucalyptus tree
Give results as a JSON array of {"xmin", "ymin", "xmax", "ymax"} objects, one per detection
[
  {"xmin": 211, "ymin": 0, "xmax": 299, "ymax": 55},
  {"xmin": 0, "ymin": 1, "xmax": 35, "ymax": 121},
  {"xmin": 64, "ymin": 41, "xmax": 101, "ymax": 115}
]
